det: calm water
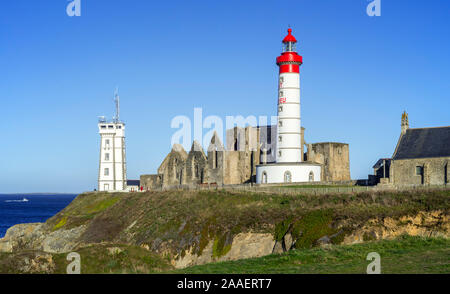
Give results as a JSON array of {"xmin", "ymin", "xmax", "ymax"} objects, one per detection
[{"xmin": 0, "ymin": 194, "xmax": 77, "ymax": 238}]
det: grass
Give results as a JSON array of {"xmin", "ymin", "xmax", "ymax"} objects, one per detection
[
  {"xmin": 0, "ymin": 244, "xmax": 174, "ymax": 274},
  {"xmin": 1, "ymin": 187, "xmax": 449, "ymax": 274},
  {"xmin": 42, "ymin": 189, "xmax": 449, "ymax": 260},
  {"xmin": 171, "ymin": 235, "xmax": 450, "ymax": 274}
]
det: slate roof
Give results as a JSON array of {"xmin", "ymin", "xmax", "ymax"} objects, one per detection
[
  {"xmin": 393, "ymin": 127, "xmax": 450, "ymax": 160},
  {"xmin": 372, "ymin": 158, "xmax": 391, "ymax": 169},
  {"xmin": 127, "ymin": 180, "xmax": 140, "ymax": 186}
]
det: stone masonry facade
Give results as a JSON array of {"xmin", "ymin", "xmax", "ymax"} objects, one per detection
[{"xmin": 140, "ymin": 126, "xmax": 351, "ymax": 190}]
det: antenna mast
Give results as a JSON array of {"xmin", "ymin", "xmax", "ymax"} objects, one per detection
[{"xmin": 114, "ymin": 87, "xmax": 120, "ymax": 122}]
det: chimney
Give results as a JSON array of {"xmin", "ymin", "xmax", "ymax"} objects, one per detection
[{"xmin": 401, "ymin": 111, "xmax": 409, "ymax": 135}]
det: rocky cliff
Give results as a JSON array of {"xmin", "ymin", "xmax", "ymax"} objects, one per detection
[{"xmin": 0, "ymin": 189, "xmax": 448, "ymax": 271}]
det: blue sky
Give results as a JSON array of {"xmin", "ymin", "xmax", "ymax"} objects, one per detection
[{"xmin": 1, "ymin": 0, "xmax": 449, "ymax": 193}]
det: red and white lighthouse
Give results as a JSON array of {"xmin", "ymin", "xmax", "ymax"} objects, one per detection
[
  {"xmin": 256, "ymin": 28, "xmax": 321, "ymax": 184},
  {"xmin": 276, "ymin": 28, "xmax": 303, "ymax": 163}
]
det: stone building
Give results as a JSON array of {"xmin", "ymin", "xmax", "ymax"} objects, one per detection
[
  {"xmin": 305, "ymin": 142, "xmax": 351, "ymax": 182},
  {"xmin": 372, "ymin": 112, "xmax": 450, "ymax": 186},
  {"xmin": 140, "ymin": 125, "xmax": 351, "ymax": 190}
]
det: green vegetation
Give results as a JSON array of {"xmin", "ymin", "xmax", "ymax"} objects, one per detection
[
  {"xmin": 172, "ymin": 236, "xmax": 450, "ymax": 274},
  {"xmin": 86, "ymin": 197, "xmax": 120, "ymax": 214},
  {"xmin": 46, "ymin": 193, "xmax": 122, "ymax": 231},
  {"xmin": 0, "ymin": 244, "xmax": 173, "ymax": 274},
  {"xmin": 52, "ymin": 216, "xmax": 67, "ymax": 231},
  {"xmin": 52, "ymin": 244, "xmax": 172, "ymax": 274},
  {"xmin": 290, "ymin": 209, "xmax": 335, "ymax": 249},
  {"xmin": 0, "ymin": 188, "xmax": 449, "ymax": 274},
  {"xmin": 44, "ymin": 189, "xmax": 449, "ymax": 259}
]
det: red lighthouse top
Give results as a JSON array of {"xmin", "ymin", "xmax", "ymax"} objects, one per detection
[
  {"xmin": 276, "ymin": 28, "xmax": 302, "ymax": 74},
  {"xmin": 282, "ymin": 28, "xmax": 297, "ymax": 43}
]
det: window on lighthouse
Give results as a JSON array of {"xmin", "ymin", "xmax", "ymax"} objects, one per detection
[{"xmin": 283, "ymin": 42, "xmax": 296, "ymax": 52}]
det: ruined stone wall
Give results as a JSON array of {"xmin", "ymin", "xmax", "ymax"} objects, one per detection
[
  {"xmin": 185, "ymin": 148, "xmax": 208, "ymax": 185},
  {"xmin": 157, "ymin": 146, "xmax": 188, "ymax": 187},
  {"xmin": 207, "ymin": 149, "xmax": 225, "ymax": 185},
  {"xmin": 140, "ymin": 174, "xmax": 163, "ymax": 190},
  {"xmin": 223, "ymin": 151, "xmax": 242, "ymax": 185},
  {"xmin": 390, "ymin": 157, "xmax": 450, "ymax": 186},
  {"xmin": 222, "ymin": 126, "xmax": 260, "ymax": 184},
  {"xmin": 307, "ymin": 142, "xmax": 350, "ymax": 182}
]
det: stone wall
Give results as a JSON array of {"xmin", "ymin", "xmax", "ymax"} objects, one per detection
[
  {"xmin": 390, "ymin": 157, "xmax": 450, "ymax": 186},
  {"xmin": 185, "ymin": 141, "xmax": 208, "ymax": 185},
  {"xmin": 140, "ymin": 174, "xmax": 163, "ymax": 190},
  {"xmin": 157, "ymin": 144, "xmax": 188, "ymax": 187},
  {"xmin": 207, "ymin": 133, "xmax": 225, "ymax": 186},
  {"xmin": 307, "ymin": 142, "xmax": 351, "ymax": 182}
]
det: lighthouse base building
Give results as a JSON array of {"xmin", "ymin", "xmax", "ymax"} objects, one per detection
[{"xmin": 256, "ymin": 162, "xmax": 321, "ymax": 184}]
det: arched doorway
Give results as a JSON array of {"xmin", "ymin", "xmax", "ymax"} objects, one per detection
[
  {"xmin": 309, "ymin": 171, "xmax": 314, "ymax": 182},
  {"xmin": 284, "ymin": 171, "xmax": 292, "ymax": 183},
  {"xmin": 262, "ymin": 171, "xmax": 267, "ymax": 184}
]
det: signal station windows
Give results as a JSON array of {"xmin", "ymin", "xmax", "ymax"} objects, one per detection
[
  {"xmin": 105, "ymin": 153, "xmax": 110, "ymax": 161},
  {"xmin": 278, "ymin": 106, "xmax": 283, "ymax": 113},
  {"xmin": 108, "ymin": 125, "xmax": 114, "ymax": 129},
  {"xmin": 104, "ymin": 168, "xmax": 109, "ymax": 176},
  {"xmin": 280, "ymin": 77, "xmax": 284, "ymax": 83},
  {"xmin": 279, "ymin": 91, "xmax": 284, "ymax": 97},
  {"xmin": 101, "ymin": 125, "xmax": 106, "ymax": 129},
  {"xmin": 117, "ymin": 125, "xmax": 122, "ymax": 129},
  {"xmin": 278, "ymin": 150, "xmax": 282, "ymax": 157},
  {"xmin": 279, "ymin": 136, "xmax": 282, "ymax": 142},
  {"xmin": 279, "ymin": 120, "xmax": 283, "ymax": 127},
  {"xmin": 105, "ymin": 139, "xmax": 110, "ymax": 148}
]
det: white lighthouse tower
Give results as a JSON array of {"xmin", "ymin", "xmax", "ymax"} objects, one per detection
[
  {"xmin": 98, "ymin": 89, "xmax": 127, "ymax": 191},
  {"xmin": 256, "ymin": 28, "xmax": 321, "ymax": 184}
]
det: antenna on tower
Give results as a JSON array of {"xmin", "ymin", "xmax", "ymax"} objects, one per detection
[{"xmin": 113, "ymin": 87, "xmax": 120, "ymax": 123}]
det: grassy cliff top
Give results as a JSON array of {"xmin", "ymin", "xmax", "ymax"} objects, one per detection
[{"xmin": 42, "ymin": 189, "xmax": 449, "ymax": 258}]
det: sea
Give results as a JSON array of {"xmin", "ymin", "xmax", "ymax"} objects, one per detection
[{"xmin": 0, "ymin": 194, "xmax": 77, "ymax": 238}]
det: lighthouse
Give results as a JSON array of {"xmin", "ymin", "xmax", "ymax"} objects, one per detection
[
  {"xmin": 256, "ymin": 28, "xmax": 321, "ymax": 184},
  {"xmin": 98, "ymin": 89, "xmax": 127, "ymax": 191},
  {"xmin": 276, "ymin": 28, "xmax": 302, "ymax": 163}
]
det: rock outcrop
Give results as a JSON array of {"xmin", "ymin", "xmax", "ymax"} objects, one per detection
[{"xmin": 0, "ymin": 223, "xmax": 86, "ymax": 253}]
